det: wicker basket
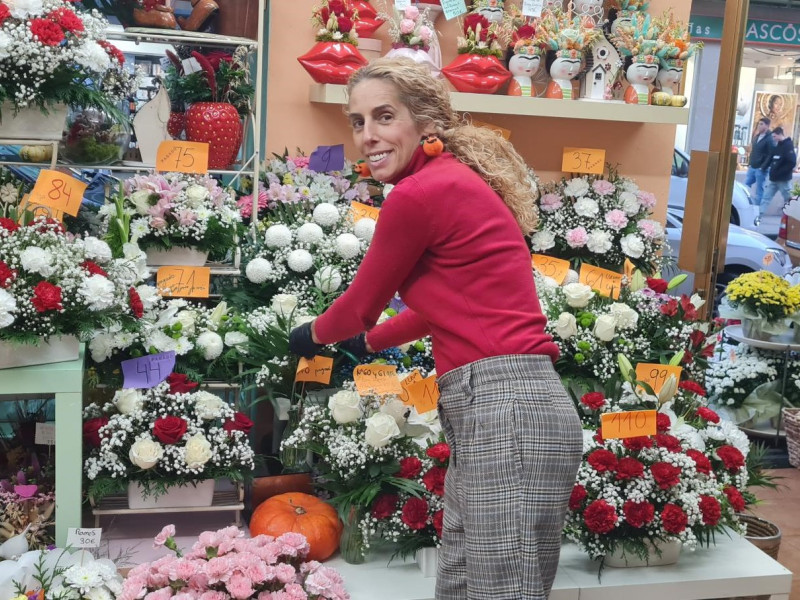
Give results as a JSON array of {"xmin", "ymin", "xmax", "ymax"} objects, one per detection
[
  {"xmin": 784, "ymin": 407, "xmax": 800, "ymax": 468},
  {"xmin": 720, "ymin": 514, "xmax": 783, "ymax": 600}
]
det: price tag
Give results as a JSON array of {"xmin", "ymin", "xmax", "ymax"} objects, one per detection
[
  {"xmin": 121, "ymin": 351, "xmax": 176, "ymax": 389},
  {"xmin": 29, "ymin": 170, "xmax": 86, "ymax": 217},
  {"xmin": 350, "ymin": 201, "xmax": 380, "ymax": 223},
  {"xmin": 521, "ymin": 0, "xmax": 545, "ymax": 17},
  {"xmin": 181, "ymin": 57, "xmax": 202, "ymax": 74},
  {"xmin": 402, "ymin": 375, "xmax": 440, "ymax": 414},
  {"xmin": 35, "ymin": 422, "xmax": 56, "ymax": 446},
  {"xmin": 395, "ymin": 0, "xmax": 411, "ymax": 8},
  {"xmin": 600, "ymin": 410, "xmax": 657, "ymax": 439},
  {"xmin": 67, "ymin": 528, "xmax": 102, "ymax": 549},
  {"xmin": 156, "ymin": 141, "xmax": 209, "ymax": 174},
  {"xmin": 156, "ymin": 266, "xmax": 211, "ymax": 298},
  {"xmin": 441, "ymin": 0, "xmax": 468, "ymax": 20},
  {"xmin": 400, "ymin": 369, "xmax": 423, "ymax": 389},
  {"xmin": 531, "ymin": 254, "xmax": 571, "ymax": 284},
  {"xmin": 296, "ymin": 356, "xmax": 334, "ymax": 384},
  {"xmin": 353, "ymin": 364, "xmax": 403, "ymax": 396},
  {"xmin": 635, "ymin": 363, "xmax": 683, "ymax": 395},
  {"xmin": 472, "ymin": 119, "xmax": 511, "ymax": 140},
  {"xmin": 579, "ymin": 264, "xmax": 623, "ymax": 299},
  {"xmin": 623, "ymin": 259, "xmax": 635, "ymax": 279},
  {"xmin": 308, "ymin": 144, "xmax": 345, "ymax": 173},
  {"xmin": 561, "ymin": 147, "xmax": 606, "ymax": 175}
]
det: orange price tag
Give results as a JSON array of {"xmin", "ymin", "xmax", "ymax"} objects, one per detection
[
  {"xmin": 399, "ymin": 369, "xmax": 423, "ymax": 404},
  {"xmin": 156, "ymin": 266, "xmax": 211, "ymax": 298},
  {"xmin": 353, "ymin": 364, "xmax": 403, "ymax": 396},
  {"xmin": 156, "ymin": 141, "xmax": 209, "ymax": 174},
  {"xmin": 635, "ymin": 363, "xmax": 683, "ymax": 395},
  {"xmin": 579, "ymin": 264, "xmax": 623, "ymax": 299},
  {"xmin": 402, "ymin": 375, "xmax": 440, "ymax": 414},
  {"xmin": 623, "ymin": 259, "xmax": 635, "ymax": 279},
  {"xmin": 296, "ymin": 356, "xmax": 334, "ymax": 384},
  {"xmin": 472, "ymin": 119, "xmax": 511, "ymax": 140},
  {"xmin": 350, "ymin": 201, "xmax": 380, "ymax": 223},
  {"xmin": 29, "ymin": 170, "xmax": 86, "ymax": 217},
  {"xmin": 562, "ymin": 147, "xmax": 606, "ymax": 175},
  {"xmin": 531, "ymin": 254, "xmax": 571, "ymax": 284},
  {"xmin": 600, "ymin": 410, "xmax": 657, "ymax": 439}
]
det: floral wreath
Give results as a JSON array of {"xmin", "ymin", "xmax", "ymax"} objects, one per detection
[
  {"xmin": 655, "ymin": 11, "xmax": 702, "ymax": 69},
  {"xmin": 535, "ymin": 9, "xmax": 601, "ymax": 58},
  {"xmin": 611, "ymin": 12, "xmax": 661, "ymax": 59},
  {"xmin": 457, "ymin": 12, "xmax": 504, "ymax": 58},
  {"xmin": 312, "ymin": 0, "xmax": 360, "ymax": 45}
]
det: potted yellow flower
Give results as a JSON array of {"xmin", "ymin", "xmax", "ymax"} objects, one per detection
[{"xmin": 720, "ymin": 271, "xmax": 800, "ymax": 340}]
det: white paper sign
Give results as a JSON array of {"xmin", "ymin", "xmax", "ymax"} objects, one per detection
[
  {"xmin": 395, "ymin": 0, "xmax": 411, "ymax": 9},
  {"xmin": 35, "ymin": 422, "xmax": 55, "ymax": 446},
  {"xmin": 181, "ymin": 57, "xmax": 202, "ymax": 74},
  {"xmin": 67, "ymin": 528, "xmax": 102, "ymax": 548},
  {"xmin": 441, "ymin": 0, "xmax": 468, "ymax": 20},
  {"xmin": 522, "ymin": 0, "xmax": 545, "ymax": 17}
]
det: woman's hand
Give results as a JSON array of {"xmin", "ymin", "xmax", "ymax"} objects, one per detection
[
  {"xmin": 288, "ymin": 321, "xmax": 323, "ymax": 359},
  {"xmin": 337, "ymin": 333, "xmax": 372, "ymax": 359}
]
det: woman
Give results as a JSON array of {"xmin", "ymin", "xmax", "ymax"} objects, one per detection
[{"xmin": 289, "ymin": 58, "xmax": 582, "ymax": 600}]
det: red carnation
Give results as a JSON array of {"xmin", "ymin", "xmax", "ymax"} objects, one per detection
[
  {"xmin": 223, "ymin": 412, "xmax": 253, "ymax": 435},
  {"xmin": 167, "ymin": 372, "xmax": 198, "ymax": 394},
  {"xmin": 695, "ymin": 407, "xmax": 720, "ymax": 423},
  {"xmin": 622, "ymin": 436, "xmax": 653, "ymax": 451},
  {"xmin": 699, "ymin": 495, "xmax": 721, "ymax": 526},
  {"xmin": 660, "ymin": 298, "xmax": 679, "ymax": 317},
  {"xmin": 584, "ymin": 499, "xmax": 618, "ymax": 534},
  {"xmin": 516, "ymin": 24, "xmax": 536, "ymax": 40},
  {"xmin": 661, "ymin": 503, "xmax": 688, "ymax": 534},
  {"xmin": 80, "ymin": 260, "xmax": 108, "ymax": 278},
  {"xmin": 0, "ymin": 217, "xmax": 18, "ymax": 232},
  {"xmin": 655, "ymin": 434, "xmax": 682, "ymax": 453},
  {"xmin": 401, "ymin": 497, "xmax": 429, "ymax": 530},
  {"xmin": 153, "ymin": 416, "xmax": 188, "ymax": 444},
  {"xmin": 0, "ymin": 4, "xmax": 9, "ymax": 25},
  {"xmin": 398, "ymin": 456, "xmax": 423, "ymax": 479},
  {"xmin": 580, "ymin": 392, "xmax": 606, "ymax": 410},
  {"xmin": 656, "ymin": 412, "xmax": 671, "ymax": 432},
  {"xmin": 432, "ymin": 509, "xmax": 443, "ymax": 537},
  {"xmin": 623, "ymin": 500, "xmax": 655, "ymax": 528},
  {"xmin": 679, "ymin": 380, "xmax": 707, "ymax": 397},
  {"xmin": 30, "ymin": 18, "xmax": 65, "ymax": 46},
  {"xmin": 686, "ymin": 449, "xmax": 712, "ymax": 475},
  {"xmin": 716, "ymin": 445, "xmax": 745, "ymax": 471},
  {"xmin": 83, "ymin": 417, "xmax": 109, "ymax": 448},
  {"xmin": 651, "ymin": 462, "xmax": 681, "ymax": 489},
  {"xmin": 723, "ymin": 485, "xmax": 746, "ymax": 512},
  {"xmin": 97, "ymin": 40, "xmax": 124, "ymax": 64},
  {"xmin": 47, "ymin": 7, "xmax": 84, "ymax": 33},
  {"xmin": 646, "ymin": 277, "xmax": 669, "ymax": 293},
  {"xmin": 336, "ymin": 15, "xmax": 353, "ymax": 33},
  {"xmin": 569, "ymin": 484, "xmax": 587, "ymax": 510},
  {"xmin": 31, "ymin": 281, "xmax": 63, "ymax": 313},
  {"xmin": 616, "ymin": 457, "xmax": 644, "ymax": 480},
  {"xmin": 0, "ymin": 260, "xmax": 17, "ymax": 288},
  {"xmin": 422, "ymin": 466, "xmax": 446, "ymax": 496},
  {"xmin": 371, "ymin": 494, "xmax": 399, "ymax": 520},
  {"xmin": 593, "ymin": 427, "xmax": 604, "ymax": 444},
  {"xmin": 587, "ymin": 449, "xmax": 617, "ymax": 473},
  {"xmin": 128, "ymin": 287, "xmax": 144, "ymax": 318},
  {"xmin": 426, "ymin": 442, "xmax": 450, "ymax": 462}
]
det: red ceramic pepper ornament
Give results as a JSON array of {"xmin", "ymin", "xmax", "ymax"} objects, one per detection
[{"xmin": 442, "ymin": 12, "xmax": 510, "ymax": 94}]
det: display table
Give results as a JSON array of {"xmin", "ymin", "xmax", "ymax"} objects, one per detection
[
  {"xmin": 326, "ymin": 534, "xmax": 792, "ymax": 600},
  {"xmin": 0, "ymin": 346, "xmax": 85, "ymax": 546}
]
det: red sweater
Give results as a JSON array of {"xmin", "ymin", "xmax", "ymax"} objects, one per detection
[{"xmin": 314, "ymin": 148, "xmax": 558, "ymax": 375}]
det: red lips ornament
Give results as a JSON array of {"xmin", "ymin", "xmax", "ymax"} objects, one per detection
[
  {"xmin": 442, "ymin": 54, "xmax": 511, "ymax": 94},
  {"xmin": 298, "ymin": 41, "xmax": 369, "ymax": 85},
  {"xmin": 351, "ymin": 0, "xmax": 385, "ymax": 38}
]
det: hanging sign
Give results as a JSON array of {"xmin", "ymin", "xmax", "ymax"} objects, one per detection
[
  {"xmin": 600, "ymin": 410, "xmax": 657, "ymax": 439},
  {"xmin": 531, "ymin": 254, "xmax": 571, "ymax": 284},
  {"xmin": 29, "ymin": 170, "xmax": 86, "ymax": 217},
  {"xmin": 156, "ymin": 141, "xmax": 209, "ymax": 174},
  {"xmin": 561, "ymin": 147, "xmax": 606, "ymax": 175},
  {"xmin": 296, "ymin": 356, "xmax": 334, "ymax": 384},
  {"xmin": 156, "ymin": 266, "xmax": 211, "ymax": 298}
]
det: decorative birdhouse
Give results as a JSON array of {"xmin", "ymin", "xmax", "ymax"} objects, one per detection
[{"xmin": 580, "ymin": 33, "xmax": 621, "ymax": 100}]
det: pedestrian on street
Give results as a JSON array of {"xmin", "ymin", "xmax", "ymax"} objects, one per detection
[
  {"xmin": 761, "ymin": 126, "xmax": 797, "ymax": 219},
  {"xmin": 745, "ymin": 117, "xmax": 773, "ymax": 207}
]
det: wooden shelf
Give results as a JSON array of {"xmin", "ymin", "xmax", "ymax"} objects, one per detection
[{"xmin": 309, "ymin": 84, "xmax": 690, "ymax": 125}]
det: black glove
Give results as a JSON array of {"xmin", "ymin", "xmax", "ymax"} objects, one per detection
[
  {"xmin": 338, "ymin": 333, "xmax": 369, "ymax": 359},
  {"xmin": 288, "ymin": 321, "xmax": 323, "ymax": 359}
]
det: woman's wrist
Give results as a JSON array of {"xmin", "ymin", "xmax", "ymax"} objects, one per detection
[{"xmin": 310, "ymin": 319, "xmax": 320, "ymax": 344}]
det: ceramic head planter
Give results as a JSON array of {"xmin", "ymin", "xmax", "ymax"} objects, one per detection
[
  {"xmin": 384, "ymin": 4, "xmax": 439, "ymax": 77},
  {"xmin": 653, "ymin": 11, "xmax": 702, "ymax": 103},
  {"xmin": 611, "ymin": 12, "xmax": 661, "ymax": 104},
  {"xmin": 507, "ymin": 24, "xmax": 544, "ymax": 96},
  {"xmin": 442, "ymin": 12, "xmax": 510, "ymax": 93},
  {"xmin": 608, "ymin": 0, "xmax": 649, "ymax": 34},
  {"xmin": 537, "ymin": 9, "xmax": 601, "ymax": 100},
  {"xmin": 473, "ymin": 0, "xmax": 505, "ymax": 24}
]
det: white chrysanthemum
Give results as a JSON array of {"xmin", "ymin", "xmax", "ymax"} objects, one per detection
[
  {"xmin": 296, "ymin": 222, "xmax": 325, "ymax": 244},
  {"xmin": 574, "ymin": 197, "xmax": 599, "ymax": 218},
  {"xmin": 224, "ymin": 331, "xmax": 248, "ymax": 347},
  {"xmin": 135, "ymin": 284, "xmax": 160, "ymax": 309},
  {"xmin": 353, "ymin": 217, "xmax": 376, "ymax": 242},
  {"xmin": 7, "ymin": 0, "xmax": 43, "ymax": 19},
  {"xmin": 20, "ymin": 246, "xmax": 54, "ymax": 276},
  {"xmin": 586, "ymin": 229, "xmax": 612, "ymax": 254},
  {"xmin": 129, "ymin": 218, "xmax": 151, "ymax": 241},
  {"xmin": 621, "ymin": 233, "xmax": 645, "ymax": 258},
  {"xmin": 564, "ymin": 178, "xmax": 590, "ymax": 197},
  {"xmin": 312, "ymin": 202, "xmax": 340, "ymax": 226},
  {"xmin": 245, "ymin": 257, "xmax": 273, "ymax": 283},
  {"xmin": 83, "ymin": 237, "xmax": 113, "ymax": 262},
  {"xmin": 530, "ymin": 230, "xmax": 556, "ymax": 251},
  {"xmin": 74, "ymin": 41, "xmax": 112, "ymax": 73},
  {"xmin": 89, "ymin": 333, "xmax": 115, "ymax": 362},
  {"xmin": 287, "ymin": 249, "xmax": 314, "ymax": 272},
  {"xmin": 264, "ymin": 224, "xmax": 293, "ymax": 248},
  {"xmin": 336, "ymin": 233, "xmax": 361, "ymax": 259},
  {"xmin": 0, "ymin": 288, "xmax": 17, "ymax": 328},
  {"xmin": 619, "ymin": 191, "xmax": 640, "ymax": 216},
  {"xmin": 79, "ymin": 275, "xmax": 116, "ymax": 311},
  {"xmin": 313, "ymin": 265, "xmax": 343, "ymax": 293},
  {"xmin": 196, "ymin": 331, "xmax": 224, "ymax": 360}
]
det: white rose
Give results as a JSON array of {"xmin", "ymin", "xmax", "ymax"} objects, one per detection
[
  {"xmin": 593, "ymin": 314, "xmax": 617, "ymax": 342},
  {"xmin": 379, "ymin": 397, "xmax": 410, "ymax": 427},
  {"xmin": 271, "ymin": 293, "xmax": 298, "ymax": 317},
  {"xmin": 114, "ymin": 389, "xmax": 143, "ymax": 415},
  {"xmin": 184, "ymin": 434, "xmax": 213, "ymax": 469},
  {"xmin": 328, "ymin": 390, "xmax": 363, "ymax": 424},
  {"xmin": 129, "ymin": 438, "xmax": 163, "ymax": 470},
  {"xmin": 193, "ymin": 390, "xmax": 226, "ymax": 419},
  {"xmin": 564, "ymin": 269, "xmax": 580, "ymax": 284},
  {"xmin": 690, "ymin": 293, "xmax": 706, "ymax": 309},
  {"xmin": 530, "ymin": 230, "xmax": 556, "ymax": 252},
  {"xmin": 364, "ymin": 412, "xmax": 400, "ymax": 448},
  {"xmin": 313, "ymin": 265, "xmax": 343, "ymax": 293},
  {"xmin": 196, "ymin": 331, "xmax": 224, "ymax": 360},
  {"xmin": 554, "ymin": 312, "xmax": 578, "ymax": 339},
  {"xmin": 245, "ymin": 258, "xmax": 273, "ymax": 284},
  {"xmin": 609, "ymin": 303, "xmax": 639, "ymax": 329},
  {"xmin": 619, "ymin": 191, "xmax": 640, "ymax": 216},
  {"xmin": 20, "ymin": 246, "xmax": 54, "ymax": 277},
  {"xmin": 83, "ymin": 237, "xmax": 113, "ymax": 262},
  {"xmin": 574, "ymin": 197, "xmax": 599, "ymax": 218},
  {"xmin": 293, "ymin": 314, "xmax": 316, "ymax": 327},
  {"xmin": 563, "ymin": 283, "xmax": 594, "ymax": 308},
  {"xmin": 130, "ymin": 190, "xmax": 153, "ymax": 215},
  {"xmin": 620, "ymin": 233, "xmax": 645, "ymax": 258},
  {"xmin": 564, "ymin": 178, "xmax": 590, "ymax": 197},
  {"xmin": 175, "ymin": 310, "xmax": 196, "ymax": 336},
  {"xmin": 185, "ymin": 184, "xmax": 210, "ymax": 207},
  {"xmin": 79, "ymin": 275, "xmax": 116, "ymax": 311}
]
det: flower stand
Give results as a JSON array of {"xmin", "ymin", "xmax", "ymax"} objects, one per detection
[
  {"xmin": 0, "ymin": 103, "xmax": 69, "ymax": 141},
  {"xmin": 145, "ymin": 246, "xmax": 209, "ymax": 266},
  {"xmin": 604, "ymin": 539, "xmax": 681, "ymax": 568},
  {"xmin": 127, "ymin": 479, "xmax": 215, "ymax": 509},
  {"xmin": 415, "ymin": 546, "xmax": 438, "ymax": 577},
  {"xmin": 0, "ymin": 336, "xmax": 79, "ymax": 370}
]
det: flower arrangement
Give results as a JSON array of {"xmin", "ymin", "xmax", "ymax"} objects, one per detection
[
  {"xmin": 534, "ymin": 8, "xmax": 601, "ymax": 59},
  {"xmin": 83, "ymin": 374, "xmax": 255, "ymax": 500},
  {"xmin": 122, "ymin": 525, "xmax": 350, "ymax": 599},
  {"xmin": 312, "ymin": 0, "xmax": 360, "ymax": 45},
  {"xmin": 456, "ymin": 12, "xmax": 504, "ymax": 57},
  {"xmin": 721, "ymin": 270, "xmax": 800, "ymax": 327},
  {"xmin": 532, "ymin": 171, "xmax": 666, "ymax": 273},
  {"xmin": 10, "ymin": 548, "xmax": 123, "ymax": 600},
  {"xmin": 0, "ymin": 467, "xmax": 55, "ymax": 551},
  {"xmin": 611, "ymin": 12, "xmax": 661, "ymax": 60},
  {"xmin": 654, "ymin": 11, "xmax": 702, "ymax": 70},
  {"xmin": 387, "ymin": 4, "xmax": 434, "ymax": 52},
  {"xmin": 0, "ymin": 218, "xmax": 143, "ymax": 345}
]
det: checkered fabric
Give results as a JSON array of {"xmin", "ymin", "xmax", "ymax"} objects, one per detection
[{"xmin": 435, "ymin": 355, "xmax": 582, "ymax": 600}]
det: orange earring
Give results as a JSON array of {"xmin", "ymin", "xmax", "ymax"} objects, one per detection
[
  {"xmin": 421, "ymin": 134, "xmax": 444, "ymax": 157},
  {"xmin": 354, "ymin": 159, "xmax": 371, "ymax": 177}
]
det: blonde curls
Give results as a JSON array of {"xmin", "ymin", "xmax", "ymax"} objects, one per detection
[{"xmin": 346, "ymin": 58, "xmax": 538, "ymax": 235}]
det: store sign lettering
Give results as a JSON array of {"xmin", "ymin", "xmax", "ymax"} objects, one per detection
[{"xmin": 689, "ymin": 14, "xmax": 800, "ymax": 48}]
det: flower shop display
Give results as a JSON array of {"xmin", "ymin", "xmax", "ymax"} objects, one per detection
[
  {"xmin": 83, "ymin": 375, "xmax": 256, "ymax": 503},
  {"xmin": 719, "ymin": 270, "xmax": 800, "ymax": 340},
  {"xmin": 121, "ymin": 525, "xmax": 350, "ymax": 599},
  {"xmin": 441, "ymin": 12, "xmax": 510, "ymax": 94},
  {"xmin": 0, "ymin": 468, "xmax": 55, "ymax": 554},
  {"xmin": 610, "ymin": 12, "xmax": 662, "ymax": 105},
  {"xmin": 652, "ymin": 12, "xmax": 701, "ymax": 106},
  {"xmin": 298, "ymin": 0, "xmax": 368, "ymax": 86},
  {"xmin": 384, "ymin": 4, "xmax": 439, "ymax": 77}
]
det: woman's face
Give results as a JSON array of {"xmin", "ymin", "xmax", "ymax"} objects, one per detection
[
  {"xmin": 348, "ymin": 79, "xmax": 431, "ymax": 182},
  {"xmin": 772, "ymin": 96, "xmax": 784, "ymax": 113}
]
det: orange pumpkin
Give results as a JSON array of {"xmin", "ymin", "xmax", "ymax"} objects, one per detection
[
  {"xmin": 353, "ymin": 159, "xmax": 371, "ymax": 177},
  {"xmin": 421, "ymin": 135, "xmax": 444, "ymax": 157},
  {"xmin": 250, "ymin": 492, "xmax": 342, "ymax": 561}
]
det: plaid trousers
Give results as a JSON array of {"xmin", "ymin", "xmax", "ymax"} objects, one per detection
[{"xmin": 435, "ymin": 355, "xmax": 582, "ymax": 600}]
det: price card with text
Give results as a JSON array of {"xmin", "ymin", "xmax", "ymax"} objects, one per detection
[
  {"xmin": 122, "ymin": 351, "xmax": 176, "ymax": 389},
  {"xmin": 635, "ymin": 363, "xmax": 683, "ymax": 395},
  {"xmin": 531, "ymin": 254, "xmax": 571, "ymax": 284},
  {"xmin": 600, "ymin": 410, "xmax": 657, "ymax": 439},
  {"xmin": 67, "ymin": 527, "xmax": 102, "ymax": 549},
  {"xmin": 562, "ymin": 147, "xmax": 606, "ymax": 175},
  {"xmin": 403, "ymin": 375, "xmax": 440, "ymax": 414},
  {"xmin": 35, "ymin": 422, "xmax": 56, "ymax": 446},
  {"xmin": 296, "ymin": 356, "xmax": 334, "ymax": 384},
  {"xmin": 579, "ymin": 264, "xmax": 623, "ymax": 299},
  {"xmin": 441, "ymin": 0, "xmax": 468, "ymax": 20},
  {"xmin": 521, "ymin": 0, "xmax": 545, "ymax": 17},
  {"xmin": 156, "ymin": 141, "xmax": 209, "ymax": 174},
  {"xmin": 399, "ymin": 369, "xmax": 423, "ymax": 404},
  {"xmin": 353, "ymin": 364, "xmax": 403, "ymax": 396},
  {"xmin": 472, "ymin": 119, "xmax": 511, "ymax": 140},
  {"xmin": 350, "ymin": 201, "xmax": 381, "ymax": 223},
  {"xmin": 157, "ymin": 266, "xmax": 211, "ymax": 298},
  {"xmin": 29, "ymin": 170, "xmax": 86, "ymax": 217}
]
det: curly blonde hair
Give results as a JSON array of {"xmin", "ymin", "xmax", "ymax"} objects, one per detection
[{"xmin": 346, "ymin": 58, "xmax": 538, "ymax": 235}]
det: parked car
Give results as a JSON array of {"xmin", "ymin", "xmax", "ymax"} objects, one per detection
[
  {"xmin": 779, "ymin": 199, "xmax": 800, "ymax": 266},
  {"xmin": 669, "ymin": 147, "xmax": 758, "ymax": 230}
]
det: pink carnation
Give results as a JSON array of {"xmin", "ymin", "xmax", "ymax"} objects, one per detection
[
  {"xmin": 143, "ymin": 589, "xmax": 173, "ymax": 600},
  {"xmin": 592, "ymin": 179, "xmax": 616, "ymax": 195},
  {"xmin": 290, "ymin": 156, "xmax": 310, "ymax": 168},
  {"xmin": 404, "ymin": 5, "xmax": 419, "ymax": 19},
  {"xmin": 540, "ymin": 193, "xmax": 563, "ymax": 212},
  {"xmin": 169, "ymin": 558, "xmax": 199, "ymax": 582},
  {"xmin": 604, "ymin": 209, "xmax": 629, "ymax": 230},
  {"xmin": 565, "ymin": 226, "xmax": 589, "ymax": 248},
  {"xmin": 274, "ymin": 562, "xmax": 297, "ymax": 584},
  {"xmin": 637, "ymin": 219, "xmax": 663, "ymax": 239},
  {"xmin": 277, "ymin": 532, "xmax": 311, "ymax": 558},
  {"xmin": 226, "ymin": 573, "xmax": 255, "ymax": 599},
  {"xmin": 154, "ymin": 524, "xmax": 175, "ymax": 548},
  {"xmin": 198, "ymin": 593, "xmax": 228, "ymax": 600},
  {"xmin": 206, "ymin": 556, "xmax": 234, "ymax": 583},
  {"xmin": 637, "ymin": 190, "xmax": 657, "ymax": 208},
  {"xmin": 399, "ymin": 18, "xmax": 415, "ymax": 33},
  {"xmin": 418, "ymin": 25, "xmax": 432, "ymax": 42}
]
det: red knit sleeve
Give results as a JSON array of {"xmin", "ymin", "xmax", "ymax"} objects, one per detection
[
  {"xmin": 366, "ymin": 308, "xmax": 431, "ymax": 352},
  {"xmin": 314, "ymin": 180, "xmax": 432, "ymax": 344}
]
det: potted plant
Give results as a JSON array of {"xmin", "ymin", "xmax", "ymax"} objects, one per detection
[
  {"xmin": 441, "ymin": 12, "xmax": 510, "ymax": 94},
  {"xmin": 719, "ymin": 270, "xmax": 800, "ymax": 340}
]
